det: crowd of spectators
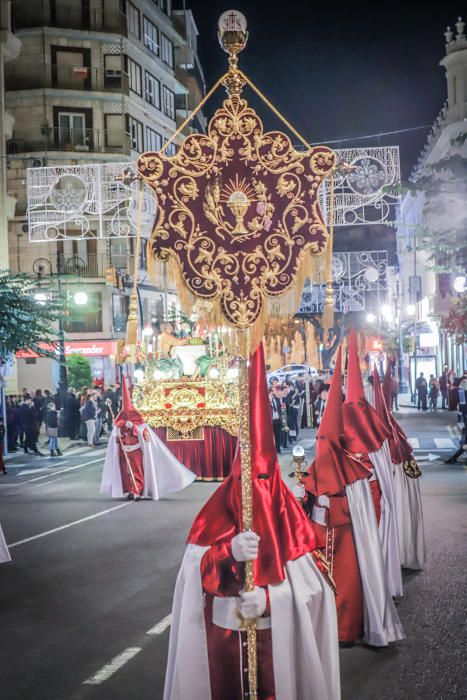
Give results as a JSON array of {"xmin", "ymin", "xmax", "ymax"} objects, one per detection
[
  {"xmin": 268, "ymin": 373, "xmax": 331, "ymax": 454},
  {"xmin": 4, "ymin": 384, "xmax": 121, "ymax": 457}
]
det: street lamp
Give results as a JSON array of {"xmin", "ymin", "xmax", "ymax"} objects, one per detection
[
  {"xmin": 73, "ymin": 290, "xmax": 88, "ymax": 306},
  {"xmin": 32, "ymin": 254, "xmax": 87, "ymax": 436},
  {"xmin": 453, "ymin": 275, "xmax": 466, "ymax": 293},
  {"xmin": 366, "ymin": 312, "xmax": 376, "ymax": 324}
]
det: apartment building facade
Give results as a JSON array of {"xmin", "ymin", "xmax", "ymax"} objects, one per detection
[
  {"xmin": 5, "ymin": 0, "xmax": 206, "ymax": 391},
  {"xmin": 396, "ymin": 16, "xmax": 467, "ymax": 381}
]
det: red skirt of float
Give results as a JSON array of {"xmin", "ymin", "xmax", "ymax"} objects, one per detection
[{"xmin": 152, "ymin": 426, "xmax": 237, "ymax": 481}]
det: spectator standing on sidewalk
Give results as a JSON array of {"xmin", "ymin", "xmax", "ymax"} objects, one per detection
[
  {"xmin": 46, "ymin": 404, "xmax": 62, "ymax": 456},
  {"xmin": 65, "ymin": 388, "xmax": 80, "ymax": 440},
  {"xmin": 429, "ymin": 375, "xmax": 439, "ymax": 411},
  {"xmin": 313, "ymin": 384, "xmax": 329, "ymax": 428},
  {"xmin": 0, "ymin": 417, "xmax": 7, "ymax": 474},
  {"xmin": 287, "ymin": 382, "xmax": 301, "ymax": 441},
  {"xmin": 415, "ymin": 372, "xmax": 428, "ymax": 411},
  {"xmin": 93, "ymin": 388, "xmax": 104, "ymax": 445},
  {"xmin": 103, "ymin": 385, "xmax": 118, "ymax": 431},
  {"xmin": 81, "ymin": 393, "xmax": 97, "ymax": 447},
  {"xmin": 269, "ymin": 387, "xmax": 282, "ymax": 454},
  {"xmin": 6, "ymin": 397, "xmax": 18, "ymax": 452},
  {"xmin": 439, "ymin": 365, "xmax": 449, "ymax": 409},
  {"xmin": 20, "ymin": 397, "xmax": 43, "ymax": 455}
]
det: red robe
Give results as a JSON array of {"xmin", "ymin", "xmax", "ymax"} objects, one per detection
[
  {"xmin": 118, "ymin": 427, "xmax": 145, "ymax": 496},
  {"xmin": 310, "ymin": 492, "xmax": 364, "ymax": 643},
  {"xmin": 201, "ymin": 542, "xmax": 275, "ymax": 700}
]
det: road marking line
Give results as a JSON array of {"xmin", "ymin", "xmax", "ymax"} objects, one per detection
[
  {"xmin": 83, "ymin": 647, "xmax": 142, "ymax": 685},
  {"xmin": 18, "ymin": 468, "xmax": 54, "ymax": 476},
  {"xmin": 434, "ymin": 437, "xmax": 455, "ymax": 449},
  {"xmin": 146, "ymin": 614, "xmax": 172, "ymax": 635},
  {"xmin": 407, "ymin": 437, "xmax": 419, "ymax": 449},
  {"xmin": 7, "ymin": 502, "xmax": 131, "ymax": 548},
  {"xmin": 27, "ymin": 477, "xmax": 65, "ymax": 489},
  {"xmin": 9, "ymin": 457, "xmax": 104, "ymax": 487}
]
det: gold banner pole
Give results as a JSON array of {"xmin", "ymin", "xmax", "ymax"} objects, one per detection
[
  {"xmin": 238, "ymin": 331, "xmax": 257, "ymax": 700},
  {"xmin": 126, "ymin": 176, "xmax": 145, "ymax": 362}
]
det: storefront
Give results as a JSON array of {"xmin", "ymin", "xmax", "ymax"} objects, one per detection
[{"xmin": 15, "ymin": 340, "xmax": 118, "ymax": 393}]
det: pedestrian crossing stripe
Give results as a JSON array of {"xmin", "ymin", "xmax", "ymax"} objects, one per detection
[
  {"xmin": 434, "ymin": 437, "xmax": 456, "ymax": 449},
  {"xmin": 407, "ymin": 437, "xmax": 419, "ymax": 449}
]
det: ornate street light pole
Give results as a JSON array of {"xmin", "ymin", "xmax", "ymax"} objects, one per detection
[{"xmin": 33, "ymin": 254, "xmax": 87, "ymax": 436}]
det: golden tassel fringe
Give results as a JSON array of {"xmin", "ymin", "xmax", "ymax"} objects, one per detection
[
  {"xmin": 146, "ymin": 230, "xmax": 332, "ymax": 358},
  {"xmin": 126, "ymin": 317, "xmax": 138, "ymax": 347}
]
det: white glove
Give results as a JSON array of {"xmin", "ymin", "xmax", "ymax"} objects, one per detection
[
  {"xmin": 239, "ymin": 587, "xmax": 267, "ymax": 620},
  {"xmin": 293, "ymin": 483, "xmax": 306, "ymax": 500},
  {"xmin": 231, "ymin": 531, "xmax": 260, "ymax": 562}
]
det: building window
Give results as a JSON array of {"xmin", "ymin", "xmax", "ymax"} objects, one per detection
[
  {"xmin": 146, "ymin": 126, "xmax": 162, "ymax": 151},
  {"xmin": 58, "ymin": 112, "xmax": 86, "ymax": 148},
  {"xmin": 104, "ymin": 55, "xmax": 123, "ymax": 89},
  {"xmin": 64, "ymin": 291, "xmax": 103, "ymax": 333},
  {"xmin": 145, "ymin": 71, "xmax": 160, "ymax": 109},
  {"xmin": 104, "ymin": 114, "xmax": 124, "ymax": 148},
  {"xmin": 127, "ymin": 115, "xmax": 143, "ymax": 151},
  {"xmin": 127, "ymin": 1, "xmax": 140, "ymax": 39},
  {"xmin": 126, "ymin": 57, "xmax": 142, "ymax": 96},
  {"xmin": 157, "ymin": 0, "xmax": 170, "ymax": 16},
  {"xmin": 143, "ymin": 16, "xmax": 159, "ymax": 55},
  {"xmin": 161, "ymin": 33, "xmax": 174, "ymax": 68},
  {"xmin": 112, "ymin": 294, "xmax": 129, "ymax": 333},
  {"xmin": 165, "ymin": 140, "xmax": 177, "ymax": 156},
  {"xmin": 162, "ymin": 85, "xmax": 175, "ymax": 120}
]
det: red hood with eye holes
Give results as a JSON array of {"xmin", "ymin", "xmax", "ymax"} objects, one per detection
[{"xmin": 187, "ymin": 343, "xmax": 318, "ymax": 586}]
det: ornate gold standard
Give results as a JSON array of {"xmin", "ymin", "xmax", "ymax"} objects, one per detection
[{"xmin": 135, "ymin": 10, "xmax": 337, "ymax": 698}]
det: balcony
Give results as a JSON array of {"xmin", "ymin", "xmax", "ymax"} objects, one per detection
[
  {"xmin": 11, "ymin": 1, "xmax": 127, "ymax": 35},
  {"xmin": 5, "ymin": 63, "xmax": 128, "ymax": 94},
  {"xmin": 11, "ymin": 253, "xmax": 110, "ymax": 279},
  {"xmin": 7, "ymin": 126, "xmax": 131, "ymax": 155}
]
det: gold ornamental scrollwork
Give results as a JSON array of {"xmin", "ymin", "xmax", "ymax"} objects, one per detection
[
  {"xmin": 134, "ymin": 377, "xmax": 239, "ymax": 437},
  {"xmin": 137, "ymin": 94, "xmax": 336, "ymax": 331}
]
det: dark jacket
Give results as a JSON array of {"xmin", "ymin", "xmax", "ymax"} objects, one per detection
[
  {"xmin": 46, "ymin": 410, "xmax": 58, "ymax": 429},
  {"xmin": 0, "ymin": 423, "xmax": 5, "ymax": 443},
  {"xmin": 19, "ymin": 402, "xmax": 35, "ymax": 430},
  {"xmin": 81, "ymin": 399, "xmax": 96, "ymax": 421}
]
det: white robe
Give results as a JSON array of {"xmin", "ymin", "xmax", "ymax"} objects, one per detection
[
  {"xmin": 0, "ymin": 522, "xmax": 11, "ymax": 563},
  {"xmin": 393, "ymin": 463, "xmax": 426, "ymax": 570},
  {"xmin": 163, "ymin": 544, "xmax": 341, "ymax": 700},
  {"xmin": 346, "ymin": 479, "xmax": 404, "ymax": 647},
  {"xmin": 368, "ymin": 441, "xmax": 404, "ymax": 598},
  {"xmin": 100, "ymin": 424, "xmax": 195, "ymax": 500}
]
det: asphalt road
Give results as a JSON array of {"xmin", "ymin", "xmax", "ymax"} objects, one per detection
[{"xmin": 0, "ymin": 411, "xmax": 465, "ymax": 700}]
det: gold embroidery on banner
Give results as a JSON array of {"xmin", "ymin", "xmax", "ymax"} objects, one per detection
[{"xmin": 137, "ymin": 94, "xmax": 336, "ymax": 330}]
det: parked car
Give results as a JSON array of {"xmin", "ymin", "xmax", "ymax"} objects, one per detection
[{"xmin": 267, "ymin": 364, "xmax": 319, "ymax": 384}]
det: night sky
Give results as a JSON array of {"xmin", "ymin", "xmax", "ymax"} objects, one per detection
[{"xmin": 185, "ymin": 0, "xmax": 464, "ymax": 179}]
